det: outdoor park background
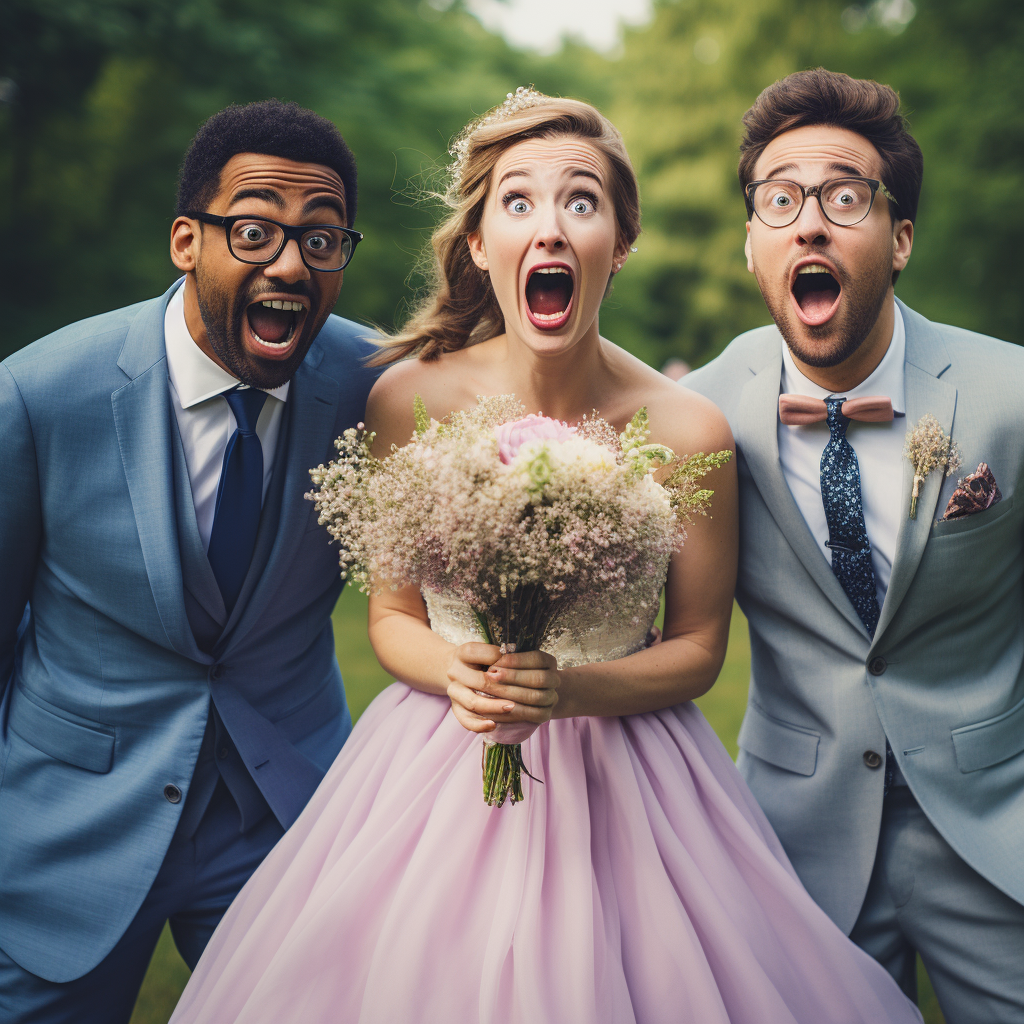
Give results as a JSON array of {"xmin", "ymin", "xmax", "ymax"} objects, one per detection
[{"xmin": 3, "ymin": 0, "xmax": 1021, "ymax": 1020}]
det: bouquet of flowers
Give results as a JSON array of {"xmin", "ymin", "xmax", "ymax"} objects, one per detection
[{"xmin": 308, "ymin": 396, "xmax": 730, "ymax": 807}]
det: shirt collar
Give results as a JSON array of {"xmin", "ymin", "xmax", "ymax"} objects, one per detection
[
  {"xmin": 780, "ymin": 300, "xmax": 905, "ymax": 415},
  {"xmin": 164, "ymin": 280, "xmax": 290, "ymax": 409}
]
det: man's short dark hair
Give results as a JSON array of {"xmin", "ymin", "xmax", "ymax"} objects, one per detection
[
  {"xmin": 176, "ymin": 99, "xmax": 358, "ymax": 224},
  {"xmin": 738, "ymin": 68, "xmax": 923, "ymax": 224}
]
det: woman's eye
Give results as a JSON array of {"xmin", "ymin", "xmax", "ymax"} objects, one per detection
[
  {"xmin": 569, "ymin": 198, "xmax": 594, "ymax": 215},
  {"xmin": 510, "ymin": 199, "xmax": 530, "ymax": 214}
]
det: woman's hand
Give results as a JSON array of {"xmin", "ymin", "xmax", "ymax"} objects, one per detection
[{"xmin": 446, "ymin": 643, "xmax": 561, "ymax": 735}]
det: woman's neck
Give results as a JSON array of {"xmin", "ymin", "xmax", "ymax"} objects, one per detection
[{"xmin": 490, "ymin": 320, "xmax": 610, "ymax": 423}]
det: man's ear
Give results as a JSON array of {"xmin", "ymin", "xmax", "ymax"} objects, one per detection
[
  {"xmin": 744, "ymin": 221, "xmax": 754, "ymax": 274},
  {"xmin": 467, "ymin": 230, "xmax": 488, "ymax": 271},
  {"xmin": 892, "ymin": 218, "xmax": 913, "ymax": 275},
  {"xmin": 170, "ymin": 217, "xmax": 200, "ymax": 274}
]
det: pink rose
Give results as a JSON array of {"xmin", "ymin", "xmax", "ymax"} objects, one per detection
[{"xmin": 495, "ymin": 414, "xmax": 576, "ymax": 465}]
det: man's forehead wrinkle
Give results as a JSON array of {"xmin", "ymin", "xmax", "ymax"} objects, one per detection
[{"xmin": 757, "ymin": 130, "xmax": 881, "ymax": 179}]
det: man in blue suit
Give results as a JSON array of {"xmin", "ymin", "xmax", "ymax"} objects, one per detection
[{"xmin": 0, "ymin": 99, "xmax": 380, "ymax": 1020}]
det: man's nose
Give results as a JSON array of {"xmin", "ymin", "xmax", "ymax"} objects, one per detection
[
  {"xmin": 265, "ymin": 238, "xmax": 311, "ymax": 283},
  {"xmin": 793, "ymin": 194, "xmax": 832, "ymax": 247}
]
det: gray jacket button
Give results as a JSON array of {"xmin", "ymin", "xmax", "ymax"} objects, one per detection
[
  {"xmin": 868, "ymin": 657, "xmax": 887, "ymax": 676},
  {"xmin": 164, "ymin": 783, "xmax": 182, "ymax": 803},
  {"xmin": 863, "ymin": 750, "xmax": 883, "ymax": 769}
]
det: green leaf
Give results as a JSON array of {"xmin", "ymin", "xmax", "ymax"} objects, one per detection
[{"xmin": 413, "ymin": 394, "xmax": 430, "ymax": 436}]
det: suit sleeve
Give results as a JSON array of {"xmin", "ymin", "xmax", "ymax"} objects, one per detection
[{"xmin": 0, "ymin": 364, "xmax": 41, "ymax": 695}]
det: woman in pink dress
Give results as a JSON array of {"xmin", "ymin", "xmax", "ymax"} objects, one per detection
[{"xmin": 170, "ymin": 90, "xmax": 921, "ymax": 1024}]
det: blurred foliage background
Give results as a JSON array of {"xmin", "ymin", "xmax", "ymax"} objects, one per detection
[{"xmin": 2, "ymin": 0, "xmax": 1021, "ymax": 368}]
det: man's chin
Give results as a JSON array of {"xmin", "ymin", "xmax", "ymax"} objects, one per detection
[{"xmin": 781, "ymin": 322, "xmax": 862, "ymax": 369}]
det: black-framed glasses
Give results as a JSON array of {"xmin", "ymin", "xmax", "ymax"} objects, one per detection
[
  {"xmin": 745, "ymin": 177, "xmax": 899, "ymax": 227},
  {"xmin": 188, "ymin": 212, "xmax": 362, "ymax": 271}
]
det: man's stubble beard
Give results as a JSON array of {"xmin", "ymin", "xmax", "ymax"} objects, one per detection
[
  {"xmin": 756, "ymin": 247, "xmax": 893, "ymax": 370},
  {"xmin": 193, "ymin": 262, "xmax": 326, "ymax": 391}
]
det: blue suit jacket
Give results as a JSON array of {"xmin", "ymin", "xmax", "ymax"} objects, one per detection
[{"xmin": 0, "ymin": 282, "xmax": 380, "ymax": 981}]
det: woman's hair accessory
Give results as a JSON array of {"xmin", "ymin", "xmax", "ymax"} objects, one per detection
[{"xmin": 448, "ymin": 86, "xmax": 548, "ymax": 193}]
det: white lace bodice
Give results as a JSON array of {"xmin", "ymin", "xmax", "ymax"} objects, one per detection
[{"xmin": 422, "ymin": 590, "xmax": 659, "ymax": 669}]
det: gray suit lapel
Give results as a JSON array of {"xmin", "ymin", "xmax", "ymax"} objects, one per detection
[
  {"xmin": 873, "ymin": 301, "xmax": 957, "ymax": 644},
  {"xmin": 736, "ymin": 337, "xmax": 869, "ymax": 638},
  {"xmin": 111, "ymin": 283, "xmax": 202, "ymax": 662},
  {"xmin": 217, "ymin": 348, "xmax": 339, "ymax": 654}
]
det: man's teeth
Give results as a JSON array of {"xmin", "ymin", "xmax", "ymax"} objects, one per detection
[
  {"xmin": 250, "ymin": 328, "xmax": 292, "ymax": 349},
  {"xmin": 797, "ymin": 265, "xmax": 833, "ymax": 275},
  {"xmin": 261, "ymin": 299, "xmax": 304, "ymax": 311}
]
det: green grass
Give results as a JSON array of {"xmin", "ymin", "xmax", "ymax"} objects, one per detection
[{"xmin": 129, "ymin": 594, "xmax": 945, "ymax": 1023}]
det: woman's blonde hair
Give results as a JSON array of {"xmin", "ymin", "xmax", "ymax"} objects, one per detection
[{"xmin": 372, "ymin": 90, "xmax": 641, "ymax": 366}]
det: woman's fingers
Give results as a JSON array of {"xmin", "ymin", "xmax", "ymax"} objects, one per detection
[
  {"xmin": 491, "ymin": 650, "xmax": 557, "ymax": 672},
  {"xmin": 448, "ymin": 681, "xmax": 514, "ymax": 719},
  {"xmin": 455, "ymin": 642, "xmax": 502, "ymax": 668},
  {"xmin": 449, "ymin": 700, "xmax": 497, "ymax": 734}
]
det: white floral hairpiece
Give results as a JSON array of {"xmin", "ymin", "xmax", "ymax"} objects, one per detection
[{"xmin": 447, "ymin": 86, "xmax": 548, "ymax": 195}]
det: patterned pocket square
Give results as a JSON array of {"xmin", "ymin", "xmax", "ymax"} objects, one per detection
[{"xmin": 942, "ymin": 462, "xmax": 1002, "ymax": 521}]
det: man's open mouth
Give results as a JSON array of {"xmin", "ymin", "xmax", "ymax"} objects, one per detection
[
  {"xmin": 244, "ymin": 298, "xmax": 307, "ymax": 358},
  {"xmin": 791, "ymin": 263, "xmax": 842, "ymax": 326},
  {"xmin": 524, "ymin": 263, "xmax": 574, "ymax": 331}
]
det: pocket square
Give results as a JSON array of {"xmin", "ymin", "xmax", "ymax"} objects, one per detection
[{"xmin": 942, "ymin": 462, "xmax": 1002, "ymax": 521}]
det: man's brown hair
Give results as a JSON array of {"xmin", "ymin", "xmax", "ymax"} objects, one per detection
[{"xmin": 738, "ymin": 68, "xmax": 923, "ymax": 224}]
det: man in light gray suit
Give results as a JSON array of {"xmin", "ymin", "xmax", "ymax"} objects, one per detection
[{"xmin": 685, "ymin": 69, "xmax": 1024, "ymax": 1023}]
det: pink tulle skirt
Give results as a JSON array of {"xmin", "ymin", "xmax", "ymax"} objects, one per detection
[{"xmin": 170, "ymin": 685, "xmax": 921, "ymax": 1024}]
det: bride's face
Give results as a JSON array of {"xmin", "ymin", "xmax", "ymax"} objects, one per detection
[{"xmin": 468, "ymin": 135, "xmax": 626, "ymax": 355}]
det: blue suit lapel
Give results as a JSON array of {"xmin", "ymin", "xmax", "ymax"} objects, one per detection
[
  {"xmin": 735, "ymin": 335, "xmax": 871, "ymax": 639},
  {"xmin": 111, "ymin": 282, "xmax": 203, "ymax": 662},
  {"xmin": 218, "ymin": 343, "xmax": 340, "ymax": 654},
  {"xmin": 873, "ymin": 300, "xmax": 957, "ymax": 646}
]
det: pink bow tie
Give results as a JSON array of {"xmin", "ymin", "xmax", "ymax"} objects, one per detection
[{"xmin": 779, "ymin": 394, "xmax": 894, "ymax": 426}]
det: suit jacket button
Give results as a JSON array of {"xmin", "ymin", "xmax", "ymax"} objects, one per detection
[
  {"xmin": 217, "ymin": 746, "xmax": 229, "ymax": 760},
  {"xmin": 868, "ymin": 657, "xmax": 887, "ymax": 676},
  {"xmin": 863, "ymin": 750, "xmax": 883, "ymax": 769},
  {"xmin": 210, "ymin": 664, "xmax": 224, "ymax": 681},
  {"xmin": 164, "ymin": 783, "xmax": 182, "ymax": 803}
]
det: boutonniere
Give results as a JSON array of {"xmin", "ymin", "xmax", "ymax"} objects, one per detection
[{"xmin": 903, "ymin": 414, "xmax": 962, "ymax": 519}]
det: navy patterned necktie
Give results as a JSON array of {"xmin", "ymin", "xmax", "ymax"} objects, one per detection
[
  {"xmin": 820, "ymin": 397, "xmax": 895, "ymax": 792},
  {"xmin": 820, "ymin": 397, "xmax": 881, "ymax": 636},
  {"xmin": 207, "ymin": 385, "xmax": 269, "ymax": 614}
]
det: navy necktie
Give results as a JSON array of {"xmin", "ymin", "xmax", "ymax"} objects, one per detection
[
  {"xmin": 207, "ymin": 385, "xmax": 269, "ymax": 614},
  {"xmin": 820, "ymin": 397, "xmax": 895, "ymax": 792},
  {"xmin": 820, "ymin": 397, "xmax": 880, "ymax": 635}
]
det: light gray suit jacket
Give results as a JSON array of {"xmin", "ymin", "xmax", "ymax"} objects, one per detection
[{"xmin": 685, "ymin": 299, "xmax": 1024, "ymax": 932}]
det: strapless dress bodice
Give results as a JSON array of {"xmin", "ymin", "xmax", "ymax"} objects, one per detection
[{"xmin": 422, "ymin": 590, "xmax": 659, "ymax": 669}]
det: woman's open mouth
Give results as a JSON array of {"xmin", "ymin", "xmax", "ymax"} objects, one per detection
[
  {"xmin": 524, "ymin": 263, "xmax": 574, "ymax": 331},
  {"xmin": 790, "ymin": 263, "xmax": 842, "ymax": 326},
  {"xmin": 244, "ymin": 298, "xmax": 308, "ymax": 359}
]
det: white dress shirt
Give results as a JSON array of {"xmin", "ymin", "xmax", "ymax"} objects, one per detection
[
  {"xmin": 164, "ymin": 282, "xmax": 289, "ymax": 551},
  {"xmin": 778, "ymin": 302, "xmax": 906, "ymax": 610}
]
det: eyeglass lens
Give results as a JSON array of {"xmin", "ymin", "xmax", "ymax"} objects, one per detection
[
  {"xmin": 753, "ymin": 179, "xmax": 876, "ymax": 227},
  {"xmin": 229, "ymin": 219, "xmax": 354, "ymax": 269}
]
